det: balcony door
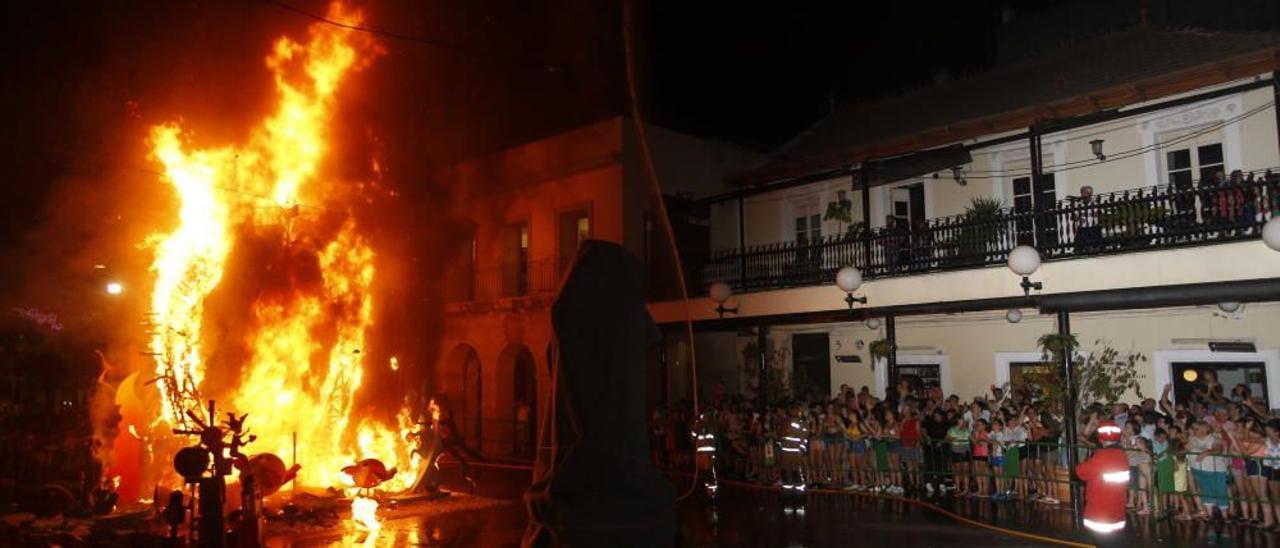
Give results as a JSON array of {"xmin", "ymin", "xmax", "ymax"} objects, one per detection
[
  {"xmin": 558, "ymin": 208, "xmax": 590, "ymax": 277},
  {"xmin": 502, "ymin": 222, "xmax": 529, "ymax": 297},
  {"xmin": 1012, "ymin": 173, "xmax": 1057, "ymax": 248},
  {"xmin": 446, "ymin": 222, "xmax": 477, "ymax": 302},
  {"xmin": 889, "ymin": 183, "xmax": 925, "ymax": 228},
  {"xmin": 791, "ymin": 201, "xmax": 823, "ymax": 283}
]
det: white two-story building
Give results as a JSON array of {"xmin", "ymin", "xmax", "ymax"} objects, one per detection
[{"xmin": 649, "ymin": 24, "xmax": 1280, "ymax": 409}]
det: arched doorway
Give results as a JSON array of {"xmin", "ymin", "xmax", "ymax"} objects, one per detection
[
  {"xmin": 443, "ymin": 344, "xmax": 483, "ymax": 449},
  {"xmin": 498, "ymin": 344, "xmax": 537, "ymax": 458}
]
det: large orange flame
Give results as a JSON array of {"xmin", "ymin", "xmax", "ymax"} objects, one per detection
[{"xmin": 144, "ymin": 2, "xmax": 418, "ymax": 491}]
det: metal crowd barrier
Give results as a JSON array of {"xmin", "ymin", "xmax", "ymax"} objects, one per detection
[{"xmin": 665, "ymin": 435, "xmax": 1280, "ymax": 517}]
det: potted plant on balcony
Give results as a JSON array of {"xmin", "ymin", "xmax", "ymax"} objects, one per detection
[
  {"xmin": 824, "ymin": 192, "xmax": 867, "ymax": 240},
  {"xmin": 943, "ymin": 196, "xmax": 1007, "ymax": 267},
  {"xmin": 1100, "ymin": 202, "xmax": 1167, "ymax": 249}
]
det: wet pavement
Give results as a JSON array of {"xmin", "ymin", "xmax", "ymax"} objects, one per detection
[{"xmin": 268, "ymin": 464, "xmax": 1280, "ymax": 547}]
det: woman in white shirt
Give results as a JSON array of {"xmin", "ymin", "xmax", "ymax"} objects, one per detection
[{"xmin": 1187, "ymin": 421, "xmax": 1230, "ymax": 519}]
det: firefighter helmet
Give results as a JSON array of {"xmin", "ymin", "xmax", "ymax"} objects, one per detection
[{"xmin": 1096, "ymin": 420, "xmax": 1122, "ymax": 443}]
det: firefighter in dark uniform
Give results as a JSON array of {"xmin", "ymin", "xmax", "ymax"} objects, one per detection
[
  {"xmin": 691, "ymin": 411, "xmax": 719, "ymax": 501},
  {"xmin": 779, "ymin": 404, "xmax": 809, "ymax": 513}
]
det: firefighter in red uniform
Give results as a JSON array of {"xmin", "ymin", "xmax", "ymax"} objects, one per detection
[{"xmin": 1075, "ymin": 420, "xmax": 1129, "ymax": 546}]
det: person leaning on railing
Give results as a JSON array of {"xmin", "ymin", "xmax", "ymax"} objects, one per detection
[
  {"xmin": 900, "ymin": 406, "xmax": 923, "ymax": 495},
  {"xmin": 879, "ymin": 216, "xmax": 908, "ymax": 273},
  {"xmin": 1073, "ymin": 185, "xmax": 1103, "ymax": 253},
  {"xmin": 1187, "ymin": 420, "xmax": 1230, "ymax": 520},
  {"xmin": 921, "ymin": 406, "xmax": 950, "ymax": 498},
  {"xmin": 1222, "ymin": 414, "xmax": 1269, "ymax": 526},
  {"xmin": 845, "ymin": 407, "xmax": 869, "ymax": 491},
  {"xmin": 1263, "ymin": 420, "xmax": 1280, "ymax": 531},
  {"xmin": 947, "ymin": 417, "xmax": 972, "ymax": 497}
]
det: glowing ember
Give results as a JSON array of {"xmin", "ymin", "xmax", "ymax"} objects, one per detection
[
  {"xmin": 105, "ymin": 281, "xmax": 124, "ymax": 295},
  {"xmin": 143, "ymin": 1, "xmax": 419, "ymax": 491},
  {"xmin": 389, "ymin": 356, "xmax": 399, "ymax": 371}
]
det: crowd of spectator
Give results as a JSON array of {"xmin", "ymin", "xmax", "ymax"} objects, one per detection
[{"xmin": 651, "ymin": 369, "xmax": 1280, "ymax": 529}]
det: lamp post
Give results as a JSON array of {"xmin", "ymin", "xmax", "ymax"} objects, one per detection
[
  {"xmin": 836, "ymin": 266, "xmax": 867, "ymax": 310},
  {"xmin": 708, "ymin": 282, "xmax": 738, "ymax": 318},
  {"xmin": 1007, "ymin": 245, "xmax": 1043, "ymax": 296}
]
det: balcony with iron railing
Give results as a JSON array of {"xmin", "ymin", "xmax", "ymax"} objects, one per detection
[
  {"xmin": 704, "ymin": 171, "xmax": 1280, "ymax": 294},
  {"xmin": 447, "ymin": 257, "xmax": 561, "ymax": 308}
]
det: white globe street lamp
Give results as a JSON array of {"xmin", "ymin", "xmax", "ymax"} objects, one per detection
[
  {"xmin": 708, "ymin": 281, "xmax": 738, "ymax": 318},
  {"xmin": 1218, "ymin": 302, "xmax": 1242, "ymax": 314},
  {"xmin": 836, "ymin": 266, "xmax": 867, "ymax": 310},
  {"xmin": 1006, "ymin": 309, "xmax": 1022, "ymax": 323},
  {"xmin": 865, "ymin": 318, "xmax": 881, "ymax": 330},
  {"xmin": 1007, "ymin": 245, "xmax": 1043, "ymax": 296},
  {"xmin": 1263, "ymin": 217, "xmax": 1280, "ymax": 251}
]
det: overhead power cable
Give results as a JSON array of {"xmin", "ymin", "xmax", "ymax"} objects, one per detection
[{"xmin": 247, "ymin": 0, "xmax": 562, "ymax": 71}]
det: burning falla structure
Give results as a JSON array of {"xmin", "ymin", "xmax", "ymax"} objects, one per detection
[{"xmin": 128, "ymin": 0, "xmax": 421, "ymax": 510}]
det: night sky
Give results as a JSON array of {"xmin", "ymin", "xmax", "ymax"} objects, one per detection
[
  {"xmin": 0, "ymin": 0, "xmax": 1060, "ymax": 305},
  {"xmin": 645, "ymin": 1, "xmax": 1017, "ymax": 149}
]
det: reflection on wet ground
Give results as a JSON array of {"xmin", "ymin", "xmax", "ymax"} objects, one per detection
[{"xmin": 271, "ymin": 464, "xmax": 1280, "ymax": 547}]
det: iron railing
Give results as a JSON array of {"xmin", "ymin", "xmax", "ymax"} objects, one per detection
[
  {"xmin": 450, "ymin": 257, "xmax": 560, "ymax": 303},
  {"xmin": 705, "ymin": 172, "xmax": 1280, "ymax": 293},
  {"xmin": 668, "ymin": 437, "xmax": 1278, "ymax": 519}
]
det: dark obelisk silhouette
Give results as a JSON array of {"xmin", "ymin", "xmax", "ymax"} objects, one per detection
[{"xmin": 523, "ymin": 240, "xmax": 676, "ymax": 547}]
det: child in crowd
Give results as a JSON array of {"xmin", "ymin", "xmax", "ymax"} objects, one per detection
[
  {"xmin": 1131, "ymin": 436, "xmax": 1154, "ymax": 515},
  {"xmin": 971, "ymin": 419, "xmax": 992, "ymax": 498},
  {"xmin": 989, "ymin": 419, "xmax": 1008, "ymax": 500},
  {"xmin": 947, "ymin": 418, "xmax": 972, "ymax": 497}
]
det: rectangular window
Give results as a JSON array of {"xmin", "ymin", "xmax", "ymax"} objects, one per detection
[
  {"xmin": 1166, "ymin": 149, "xmax": 1193, "ymax": 188},
  {"xmin": 445, "ymin": 223, "xmax": 478, "ymax": 302},
  {"xmin": 502, "ymin": 222, "xmax": 529, "ymax": 297},
  {"xmin": 1160, "ymin": 126, "xmax": 1224, "ymax": 186},
  {"xmin": 558, "ymin": 209, "xmax": 590, "ymax": 275},
  {"xmin": 794, "ymin": 213, "xmax": 821, "ymax": 244},
  {"xmin": 1197, "ymin": 143, "xmax": 1225, "ymax": 182},
  {"xmin": 1011, "ymin": 173, "xmax": 1056, "ymax": 247},
  {"xmin": 889, "ymin": 183, "xmax": 926, "ymax": 227},
  {"xmin": 1012, "ymin": 177, "xmax": 1033, "ymax": 211}
]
